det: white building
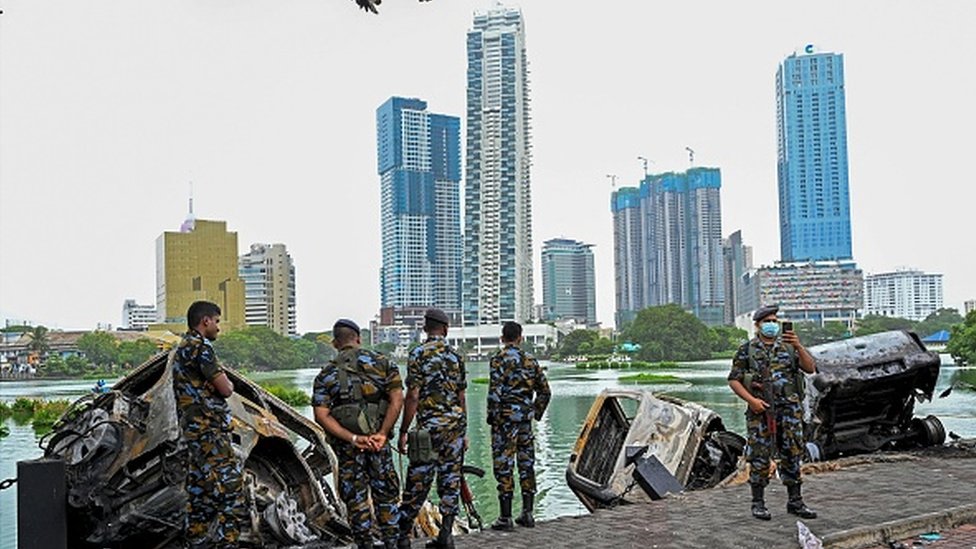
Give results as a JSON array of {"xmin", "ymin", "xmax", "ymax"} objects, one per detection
[
  {"xmin": 240, "ymin": 243, "xmax": 297, "ymax": 336},
  {"xmin": 964, "ymin": 299, "xmax": 975, "ymax": 316},
  {"xmin": 863, "ymin": 269, "xmax": 943, "ymax": 322},
  {"xmin": 121, "ymin": 300, "xmax": 157, "ymax": 331}
]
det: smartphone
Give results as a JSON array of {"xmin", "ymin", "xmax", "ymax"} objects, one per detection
[{"xmin": 782, "ymin": 321, "xmax": 794, "ymax": 333}]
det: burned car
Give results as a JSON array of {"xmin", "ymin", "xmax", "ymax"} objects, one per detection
[
  {"xmin": 565, "ymin": 390, "xmax": 745, "ymax": 511},
  {"xmin": 802, "ymin": 330, "xmax": 945, "ymax": 461},
  {"xmin": 43, "ymin": 351, "xmax": 353, "ymax": 548}
]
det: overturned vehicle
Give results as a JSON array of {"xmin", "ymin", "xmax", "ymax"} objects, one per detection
[
  {"xmin": 44, "ymin": 351, "xmax": 353, "ymax": 548},
  {"xmin": 802, "ymin": 330, "xmax": 945, "ymax": 461},
  {"xmin": 565, "ymin": 390, "xmax": 746, "ymax": 511}
]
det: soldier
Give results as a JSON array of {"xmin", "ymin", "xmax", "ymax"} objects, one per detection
[
  {"xmin": 396, "ymin": 308, "xmax": 467, "ymax": 549},
  {"xmin": 728, "ymin": 305, "xmax": 818, "ymax": 520},
  {"xmin": 487, "ymin": 321, "xmax": 551, "ymax": 531},
  {"xmin": 312, "ymin": 318, "xmax": 404, "ymax": 549},
  {"xmin": 171, "ymin": 300, "xmax": 244, "ymax": 548}
]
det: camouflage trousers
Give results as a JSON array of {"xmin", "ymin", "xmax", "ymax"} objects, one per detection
[
  {"xmin": 491, "ymin": 420, "xmax": 536, "ymax": 496},
  {"xmin": 399, "ymin": 425, "xmax": 465, "ymax": 532},
  {"xmin": 746, "ymin": 401, "xmax": 804, "ymax": 487},
  {"xmin": 183, "ymin": 424, "xmax": 244, "ymax": 548},
  {"xmin": 334, "ymin": 441, "xmax": 400, "ymax": 545}
]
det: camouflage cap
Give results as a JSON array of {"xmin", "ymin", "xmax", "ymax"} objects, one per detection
[
  {"xmin": 424, "ymin": 308, "xmax": 450, "ymax": 326},
  {"xmin": 333, "ymin": 318, "xmax": 360, "ymax": 335},
  {"xmin": 753, "ymin": 305, "xmax": 780, "ymax": 322}
]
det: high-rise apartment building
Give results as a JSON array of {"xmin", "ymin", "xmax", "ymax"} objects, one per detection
[
  {"xmin": 155, "ymin": 215, "xmax": 245, "ymax": 332},
  {"xmin": 777, "ymin": 45, "xmax": 852, "ymax": 262},
  {"xmin": 722, "ymin": 231, "xmax": 753, "ymax": 324},
  {"xmin": 377, "ymin": 97, "xmax": 461, "ymax": 312},
  {"xmin": 863, "ymin": 269, "xmax": 943, "ymax": 322},
  {"xmin": 611, "ymin": 168, "xmax": 725, "ymax": 326},
  {"xmin": 463, "ymin": 6, "xmax": 534, "ymax": 325},
  {"xmin": 738, "ymin": 261, "xmax": 863, "ymax": 330},
  {"xmin": 120, "ymin": 299, "xmax": 157, "ymax": 331},
  {"xmin": 240, "ymin": 243, "xmax": 297, "ymax": 336},
  {"xmin": 964, "ymin": 300, "xmax": 976, "ymax": 316},
  {"xmin": 541, "ymin": 238, "xmax": 596, "ymax": 325}
]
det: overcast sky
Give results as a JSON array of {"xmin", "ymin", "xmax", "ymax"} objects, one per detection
[{"xmin": 1, "ymin": 0, "xmax": 974, "ymax": 332}]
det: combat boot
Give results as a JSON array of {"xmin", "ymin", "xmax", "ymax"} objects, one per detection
[
  {"xmin": 787, "ymin": 484, "xmax": 817, "ymax": 519},
  {"xmin": 515, "ymin": 493, "xmax": 535, "ymax": 528},
  {"xmin": 750, "ymin": 484, "xmax": 771, "ymax": 520},
  {"xmin": 425, "ymin": 514, "xmax": 455, "ymax": 549},
  {"xmin": 490, "ymin": 495, "xmax": 515, "ymax": 531},
  {"xmin": 396, "ymin": 532, "xmax": 411, "ymax": 549}
]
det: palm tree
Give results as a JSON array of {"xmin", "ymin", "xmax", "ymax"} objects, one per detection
[{"xmin": 26, "ymin": 325, "xmax": 50, "ymax": 358}]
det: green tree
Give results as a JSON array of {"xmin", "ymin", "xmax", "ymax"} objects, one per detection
[
  {"xmin": 27, "ymin": 325, "xmax": 50, "ymax": 357},
  {"xmin": 557, "ymin": 330, "xmax": 599, "ymax": 355},
  {"xmin": 915, "ymin": 308, "xmax": 964, "ymax": 338},
  {"xmin": 117, "ymin": 338, "xmax": 160, "ymax": 367},
  {"xmin": 301, "ymin": 332, "xmax": 337, "ymax": 364},
  {"xmin": 65, "ymin": 355, "xmax": 92, "ymax": 375},
  {"xmin": 214, "ymin": 326, "xmax": 315, "ymax": 370},
  {"xmin": 592, "ymin": 337, "xmax": 614, "ymax": 355},
  {"xmin": 77, "ymin": 331, "xmax": 119, "ymax": 366},
  {"xmin": 709, "ymin": 325, "xmax": 748, "ymax": 353},
  {"xmin": 854, "ymin": 315, "xmax": 916, "ymax": 336},
  {"xmin": 622, "ymin": 304, "xmax": 713, "ymax": 362},
  {"xmin": 794, "ymin": 321, "xmax": 849, "ymax": 346},
  {"xmin": 947, "ymin": 310, "xmax": 976, "ymax": 366}
]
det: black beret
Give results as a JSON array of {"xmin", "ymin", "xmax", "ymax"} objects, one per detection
[
  {"xmin": 753, "ymin": 305, "xmax": 780, "ymax": 322},
  {"xmin": 424, "ymin": 308, "xmax": 450, "ymax": 325},
  {"xmin": 333, "ymin": 318, "xmax": 360, "ymax": 335}
]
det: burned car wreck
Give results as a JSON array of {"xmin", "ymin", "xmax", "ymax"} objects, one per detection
[
  {"xmin": 565, "ymin": 390, "xmax": 745, "ymax": 511},
  {"xmin": 44, "ymin": 351, "xmax": 354, "ymax": 548},
  {"xmin": 802, "ymin": 330, "xmax": 945, "ymax": 461},
  {"xmin": 566, "ymin": 330, "xmax": 947, "ymax": 511}
]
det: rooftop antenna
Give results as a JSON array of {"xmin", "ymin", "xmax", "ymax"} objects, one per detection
[
  {"xmin": 606, "ymin": 174, "xmax": 618, "ymax": 189},
  {"xmin": 685, "ymin": 147, "xmax": 695, "ymax": 167},
  {"xmin": 188, "ymin": 181, "xmax": 194, "ymax": 216}
]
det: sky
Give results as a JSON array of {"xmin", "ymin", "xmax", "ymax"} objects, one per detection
[{"xmin": 1, "ymin": 0, "xmax": 974, "ymax": 333}]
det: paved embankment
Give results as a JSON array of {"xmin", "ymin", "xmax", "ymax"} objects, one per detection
[{"xmin": 442, "ymin": 444, "xmax": 976, "ymax": 549}]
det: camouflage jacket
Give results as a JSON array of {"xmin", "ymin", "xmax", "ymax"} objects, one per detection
[
  {"xmin": 728, "ymin": 337, "xmax": 802, "ymax": 405},
  {"xmin": 407, "ymin": 336, "xmax": 467, "ymax": 431},
  {"xmin": 172, "ymin": 330, "xmax": 231, "ymax": 431},
  {"xmin": 312, "ymin": 346, "xmax": 402, "ymax": 409},
  {"xmin": 487, "ymin": 344, "xmax": 551, "ymax": 424}
]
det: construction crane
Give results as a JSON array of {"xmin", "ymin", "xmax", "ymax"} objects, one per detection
[
  {"xmin": 637, "ymin": 156, "xmax": 652, "ymax": 177},
  {"xmin": 606, "ymin": 174, "xmax": 618, "ymax": 189},
  {"xmin": 355, "ymin": 0, "xmax": 431, "ymax": 14},
  {"xmin": 685, "ymin": 147, "xmax": 695, "ymax": 166}
]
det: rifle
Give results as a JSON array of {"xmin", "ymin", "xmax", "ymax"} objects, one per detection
[{"xmin": 460, "ymin": 465, "xmax": 485, "ymax": 530}]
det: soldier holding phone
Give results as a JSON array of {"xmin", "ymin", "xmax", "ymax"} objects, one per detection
[{"xmin": 728, "ymin": 305, "xmax": 818, "ymax": 521}]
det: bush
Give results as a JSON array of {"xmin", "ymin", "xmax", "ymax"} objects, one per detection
[
  {"xmin": 618, "ymin": 373, "xmax": 685, "ymax": 384},
  {"xmin": 261, "ymin": 384, "xmax": 311, "ymax": 407}
]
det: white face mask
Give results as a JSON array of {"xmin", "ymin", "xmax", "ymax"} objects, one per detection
[{"xmin": 759, "ymin": 321, "xmax": 781, "ymax": 338}]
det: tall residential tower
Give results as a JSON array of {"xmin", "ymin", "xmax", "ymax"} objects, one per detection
[
  {"xmin": 377, "ymin": 97, "xmax": 462, "ymax": 312},
  {"xmin": 776, "ymin": 46, "xmax": 852, "ymax": 262},
  {"xmin": 240, "ymin": 243, "xmax": 297, "ymax": 336},
  {"xmin": 541, "ymin": 238, "xmax": 596, "ymax": 325},
  {"xmin": 463, "ymin": 6, "xmax": 534, "ymax": 325}
]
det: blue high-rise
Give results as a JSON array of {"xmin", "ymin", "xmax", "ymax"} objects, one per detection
[
  {"xmin": 377, "ymin": 97, "xmax": 461, "ymax": 311},
  {"xmin": 463, "ymin": 6, "xmax": 534, "ymax": 325},
  {"xmin": 776, "ymin": 46, "xmax": 852, "ymax": 262}
]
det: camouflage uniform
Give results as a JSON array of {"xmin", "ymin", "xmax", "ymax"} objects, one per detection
[
  {"xmin": 487, "ymin": 344, "xmax": 551, "ymax": 497},
  {"xmin": 728, "ymin": 337, "xmax": 805, "ymax": 487},
  {"xmin": 398, "ymin": 336, "xmax": 467, "ymax": 528},
  {"xmin": 172, "ymin": 330, "xmax": 244, "ymax": 548},
  {"xmin": 312, "ymin": 346, "xmax": 402, "ymax": 547}
]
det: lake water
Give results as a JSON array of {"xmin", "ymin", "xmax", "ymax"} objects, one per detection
[{"xmin": 2, "ymin": 356, "xmax": 973, "ymax": 548}]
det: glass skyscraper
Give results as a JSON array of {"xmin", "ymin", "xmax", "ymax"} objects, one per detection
[
  {"xmin": 776, "ymin": 46, "xmax": 852, "ymax": 262},
  {"xmin": 541, "ymin": 238, "xmax": 596, "ymax": 325},
  {"xmin": 376, "ymin": 97, "xmax": 461, "ymax": 312},
  {"xmin": 463, "ymin": 6, "xmax": 534, "ymax": 325}
]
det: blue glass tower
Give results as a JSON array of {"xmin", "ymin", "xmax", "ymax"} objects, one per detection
[
  {"xmin": 777, "ymin": 46, "xmax": 852, "ymax": 262},
  {"xmin": 463, "ymin": 6, "xmax": 534, "ymax": 325},
  {"xmin": 377, "ymin": 97, "xmax": 461, "ymax": 311}
]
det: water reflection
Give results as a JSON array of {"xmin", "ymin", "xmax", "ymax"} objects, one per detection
[{"xmin": 2, "ymin": 357, "xmax": 974, "ymax": 548}]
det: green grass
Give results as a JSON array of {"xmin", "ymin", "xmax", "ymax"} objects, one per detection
[
  {"xmin": 260, "ymin": 383, "xmax": 311, "ymax": 407},
  {"xmin": 618, "ymin": 373, "xmax": 686, "ymax": 384},
  {"xmin": 575, "ymin": 360, "xmax": 678, "ymax": 370},
  {"xmin": 471, "ymin": 377, "xmax": 489, "ymax": 385},
  {"xmin": 710, "ymin": 350, "xmax": 737, "ymax": 360}
]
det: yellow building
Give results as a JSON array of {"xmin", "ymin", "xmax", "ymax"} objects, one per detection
[{"xmin": 153, "ymin": 218, "xmax": 246, "ymax": 332}]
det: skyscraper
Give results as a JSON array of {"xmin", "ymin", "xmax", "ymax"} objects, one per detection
[
  {"xmin": 376, "ymin": 97, "xmax": 461, "ymax": 312},
  {"xmin": 611, "ymin": 168, "xmax": 725, "ymax": 326},
  {"xmin": 777, "ymin": 45, "xmax": 852, "ymax": 262},
  {"xmin": 463, "ymin": 6, "xmax": 534, "ymax": 325},
  {"xmin": 541, "ymin": 238, "xmax": 596, "ymax": 325},
  {"xmin": 155, "ymin": 214, "xmax": 245, "ymax": 332},
  {"xmin": 722, "ymin": 230, "xmax": 753, "ymax": 324},
  {"xmin": 240, "ymin": 243, "xmax": 297, "ymax": 336}
]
